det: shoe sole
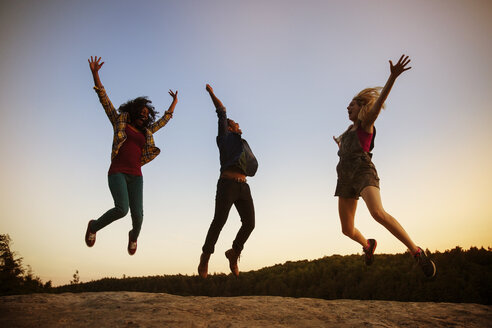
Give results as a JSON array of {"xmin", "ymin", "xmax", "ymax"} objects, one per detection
[
  {"xmin": 85, "ymin": 221, "xmax": 96, "ymax": 247},
  {"xmin": 415, "ymin": 247, "xmax": 437, "ymax": 278},
  {"xmin": 425, "ymin": 260, "xmax": 436, "ymax": 278},
  {"xmin": 128, "ymin": 245, "xmax": 137, "ymax": 256},
  {"xmin": 128, "ymin": 231, "xmax": 137, "ymax": 255}
]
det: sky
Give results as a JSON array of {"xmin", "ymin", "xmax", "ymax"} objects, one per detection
[{"xmin": 0, "ymin": 0, "xmax": 491, "ymax": 286}]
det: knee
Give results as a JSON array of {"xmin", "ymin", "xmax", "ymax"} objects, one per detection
[
  {"xmin": 240, "ymin": 213, "xmax": 255, "ymax": 232},
  {"xmin": 130, "ymin": 207, "xmax": 143, "ymax": 220},
  {"xmin": 341, "ymin": 225, "xmax": 354, "ymax": 238},
  {"xmin": 370, "ymin": 208, "xmax": 387, "ymax": 224},
  {"xmin": 211, "ymin": 215, "xmax": 227, "ymax": 228},
  {"xmin": 244, "ymin": 220, "xmax": 255, "ymax": 232},
  {"xmin": 114, "ymin": 205, "xmax": 129, "ymax": 218}
]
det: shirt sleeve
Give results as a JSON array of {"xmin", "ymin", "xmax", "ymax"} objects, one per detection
[
  {"xmin": 216, "ymin": 106, "xmax": 228, "ymax": 138},
  {"xmin": 93, "ymin": 86, "xmax": 118, "ymax": 126},
  {"xmin": 148, "ymin": 110, "xmax": 173, "ymax": 134}
]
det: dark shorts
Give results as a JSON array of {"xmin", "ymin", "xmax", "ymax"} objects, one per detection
[{"xmin": 335, "ymin": 158, "xmax": 380, "ymax": 200}]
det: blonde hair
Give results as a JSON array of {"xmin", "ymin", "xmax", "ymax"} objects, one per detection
[{"xmin": 353, "ymin": 87, "xmax": 385, "ymax": 122}]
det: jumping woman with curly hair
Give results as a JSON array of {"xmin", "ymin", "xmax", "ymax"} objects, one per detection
[
  {"xmin": 84, "ymin": 56, "xmax": 178, "ymax": 255},
  {"xmin": 333, "ymin": 55, "xmax": 436, "ymax": 278}
]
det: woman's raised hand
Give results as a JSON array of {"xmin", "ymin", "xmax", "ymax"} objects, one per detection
[
  {"xmin": 167, "ymin": 90, "xmax": 178, "ymax": 114},
  {"xmin": 168, "ymin": 90, "xmax": 178, "ymax": 102},
  {"xmin": 88, "ymin": 56, "xmax": 104, "ymax": 73},
  {"xmin": 389, "ymin": 54, "xmax": 411, "ymax": 78}
]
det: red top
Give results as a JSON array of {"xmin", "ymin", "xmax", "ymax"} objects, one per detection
[
  {"xmin": 357, "ymin": 126, "xmax": 374, "ymax": 152},
  {"xmin": 108, "ymin": 125, "xmax": 146, "ymax": 176}
]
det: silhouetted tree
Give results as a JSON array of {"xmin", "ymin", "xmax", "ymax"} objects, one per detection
[
  {"xmin": 0, "ymin": 234, "xmax": 25, "ymax": 294},
  {"xmin": 0, "ymin": 234, "xmax": 46, "ymax": 295},
  {"xmin": 70, "ymin": 270, "xmax": 80, "ymax": 285}
]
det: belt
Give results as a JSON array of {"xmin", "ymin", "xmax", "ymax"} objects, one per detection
[{"xmin": 221, "ymin": 176, "xmax": 247, "ymax": 183}]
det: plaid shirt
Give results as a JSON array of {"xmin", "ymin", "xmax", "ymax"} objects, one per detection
[{"xmin": 94, "ymin": 86, "xmax": 173, "ymax": 166}]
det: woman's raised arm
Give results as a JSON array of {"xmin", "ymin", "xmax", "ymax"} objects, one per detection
[
  {"xmin": 88, "ymin": 56, "xmax": 118, "ymax": 125},
  {"xmin": 88, "ymin": 56, "xmax": 104, "ymax": 88},
  {"xmin": 363, "ymin": 55, "xmax": 411, "ymax": 128}
]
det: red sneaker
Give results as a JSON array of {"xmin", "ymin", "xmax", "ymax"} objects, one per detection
[
  {"xmin": 127, "ymin": 232, "xmax": 137, "ymax": 256},
  {"xmin": 414, "ymin": 247, "xmax": 436, "ymax": 278},
  {"xmin": 85, "ymin": 220, "xmax": 96, "ymax": 247},
  {"xmin": 363, "ymin": 239, "xmax": 377, "ymax": 265}
]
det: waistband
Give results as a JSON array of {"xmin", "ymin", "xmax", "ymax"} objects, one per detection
[{"xmin": 219, "ymin": 176, "xmax": 247, "ymax": 183}]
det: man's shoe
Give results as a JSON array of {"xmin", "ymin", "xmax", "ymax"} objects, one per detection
[
  {"xmin": 414, "ymin": 247, "xmax": 436, "ymax": 278},
  {"xmin": 363, "ymin": 239, "xmax": 377, "ymax": 265},
  {"xmin": 198, "ymin": 253, "xmax": 211, "ymax": 278},
  {"xmin": 85, "ymin": 220, "xmax": 96, "ymax": 247},
  {"xmin": 127, "ymin": 231, "xmax": 137, "ymax": 256},
  {"xmin": 225, "ymin": 248, "xmax": 240, "ymax": 277}
]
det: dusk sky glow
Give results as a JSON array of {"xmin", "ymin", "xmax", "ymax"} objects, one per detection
[{"xmin": 1, "ymin": 0, "xmax": 491, "ymax": 286}]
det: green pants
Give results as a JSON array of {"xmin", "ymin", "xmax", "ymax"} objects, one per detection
[{"xmin": 90, "ymin": 173, "xmax": 144, "ymax": 241}]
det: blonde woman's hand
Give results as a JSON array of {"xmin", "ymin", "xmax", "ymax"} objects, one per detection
[{"xmin": 389, "ymin": 54, "xmax": 411, "ymax": 78}]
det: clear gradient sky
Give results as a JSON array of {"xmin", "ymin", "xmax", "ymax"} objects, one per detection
[{"xmin": 1, "ymin": 0, "xmax": 491, "ymax": 286}]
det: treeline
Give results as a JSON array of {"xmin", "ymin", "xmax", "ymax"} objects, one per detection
[
  {"xmin": 0, "ymin": 234, "xmax": 50, "ymax": 295},
  {"xmin": 1, "ymin": 233, "xmax": 490, "ymax": 304},
  {"xmin": 54, "ymin": 246, "xmax": 492, "ymax": 304}
]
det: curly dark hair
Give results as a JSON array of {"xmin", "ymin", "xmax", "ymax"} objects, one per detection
[{"xmin": 118, "ymin": 96, "xmax": 159, "ymax": 129}]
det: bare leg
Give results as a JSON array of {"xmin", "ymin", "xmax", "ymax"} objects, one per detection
[
  {"xmin": 338, "ymin": 197, "xmax": 367, "ymax": 247},
  {"xmin": 360, "ymin": 186, "xmax": 418, "ymax": 254}
]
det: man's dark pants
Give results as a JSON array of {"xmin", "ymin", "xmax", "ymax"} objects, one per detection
[{"xmin": 202, "ymin": 178, "xmax": 255, "ymax": 254}]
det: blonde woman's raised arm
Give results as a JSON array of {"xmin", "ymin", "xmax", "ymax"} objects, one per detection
[{"xmin": 362, "ymin": 55, "xmax": 411, "ymax": 129}]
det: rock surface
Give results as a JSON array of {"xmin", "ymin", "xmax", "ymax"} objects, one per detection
[{"xmin": 1, "ymin": 292, "xmax": 491, "ymax": 327}]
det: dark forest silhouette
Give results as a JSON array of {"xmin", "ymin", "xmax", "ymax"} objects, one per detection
[
  {"xmin": 0, "ymin": 234, "xmax": 50, "ymax": 295},
  {"xmin": 1, "ymin": 234, "xmax": 491, "ymax": 304}
]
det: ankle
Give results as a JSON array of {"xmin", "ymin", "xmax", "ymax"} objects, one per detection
[{"xmin": 412, "ymin": 247, "xmax": 422, "ymax": 257}]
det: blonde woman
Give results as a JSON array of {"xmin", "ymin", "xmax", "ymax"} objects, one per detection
[{"xmin": 333, "ymin": 55, "xmax": 436, "ymax": 278}]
